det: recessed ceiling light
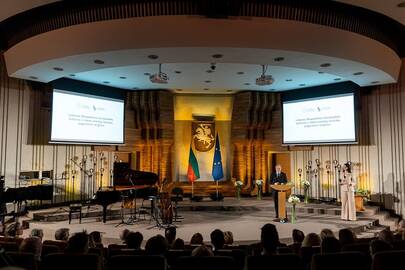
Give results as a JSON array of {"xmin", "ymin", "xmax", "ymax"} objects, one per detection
[
  {"xmin": 175, "ymin": 71, "xmax": 182, "ymax": 74},
  {"xmin": 236, "ymin": 72, "xmax": 244, "ymax": 75},
  {"xmin": 144, "ymin": 72, "xmax": 151, "ymax": 76},
  {"xmin": 226, "ymin": 90, "xmax": 233, "ymax": 92},
  {"xmin": 371, "ymin": 81, "xmax": 380, "ymax": 84},
  {"xmin": 334, "ymin": 78, "xmax": 341, "ymax": 81},
  {"xmin": 176, "ymin": 89, "xmax": 183, "ymax": 91},
  {"xmin": 53, "ymin": 67, "xmax": 64, "ymax": 71},
  {"xmin": 285, "ymin": 79, "xmax": 293, "ymax": 82},
  {"xmin": 299, "ymin": 84, "xmax": 306, "ymax": 87},
  {"xmin": 397, "ymin": 2, "xmax": 405, "ymax": 7},
  {"xmin": 147, "ymin": 54, "xmax": 159, "ymax": 60},
  {"xmin": 320, "ymin": 63, "xmax": 331, "ymax": 67},
  {"xmin": 204, "ymin": 88, "xmax": 209, "ymax": 90},
  {"xmin": 94, "ymin": 59, "xmax": 105, "ymax": 64},
  {"xmin": 132, "ymin": 87, "xmax": 139, "ymax": 90},
  {"xmin": 270, "ymin": 88, "xmax": 276, "ymax": 91},
  {"xmin": 204, "ymin": 80, "xmax": 212, "ymax": 83},
  {"xmin": 206, "ymin": 70, "xmax": 214, "ymax": 73},
  {"xmin": 353, "ymin": 72, "xmax": 364, "ymax": 76},
  {"xmin": 69, "ymin": 74, "xmax": 76, "ymax": 77},
  {"xmin": 274, "ymin": 57, "xmax": 285, "ymax": 62},
  {"xmin": 119, "ymin": 76, "xmax": 127, "ymax": 79},
  {"xmin": 103, "ymin": 81, "xmax": 110, "ymax": 84},
  {"xmin": 212, "ymin": 54, "xmax": 223, "ymax": 59},
  {"xmin": 244, "ymin": 83, "xmax": 250, "ymax": 85},
  {"xmin": 29, "ymin": 76, "xmax": 38, "ymax": 80},
  {"xmin": 318, "ymin": 71, "xmax": 325, "ymax": 74}
]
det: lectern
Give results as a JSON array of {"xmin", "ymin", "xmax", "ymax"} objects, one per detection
[{"xmin": 270, "ymin": 184, "xmax": 293, "ymax": 221}]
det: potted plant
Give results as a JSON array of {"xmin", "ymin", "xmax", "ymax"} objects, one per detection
[
  {"xmin": 354, "ymin": 188, "xmax": 370, "ymax": 211},
  {"xmin": 255, "ymin": 179, "xmax": 264, "ymax": 200}
]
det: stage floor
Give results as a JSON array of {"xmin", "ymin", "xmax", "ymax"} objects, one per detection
[{"xmin": 24, "ymin": 197, "xmax": 379, "ymax": 245}]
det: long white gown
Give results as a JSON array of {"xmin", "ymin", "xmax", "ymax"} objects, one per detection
[{"xmin": 340, "ymin": 172, "xmax": 356, "ymax": 221}]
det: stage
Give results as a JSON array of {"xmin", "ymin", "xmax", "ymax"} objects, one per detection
[{"xmin": 23, "ymin": 197, "xmax": 385, "ymax": 246}]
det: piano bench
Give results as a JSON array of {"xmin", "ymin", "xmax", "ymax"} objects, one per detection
[{"xmin": 69, "ymin": 203, "xmax": 82, "ymax": 224}]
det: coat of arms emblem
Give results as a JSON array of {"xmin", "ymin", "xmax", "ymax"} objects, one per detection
[{"xmin": 192, "ymin": 121, "xmax": 215, "ymax": 152}]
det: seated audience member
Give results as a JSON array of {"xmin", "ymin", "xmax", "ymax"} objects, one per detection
[
  {"xmin": 190, "ymin": 233, "xmax": 204, "ymax": 245},
  {"xmin": 119, "ymin": 229, "xmax": 130, "ymax": 243},
  {"xmin": 89, "ymin": 231, "xmax": 103, "ymax": 248},
  {"xmin": 54, "ymin": 228, "xmax": 70, "ymax": 241},
  {"xmin": 370, "ymin": 239, "xmax": 393, "ymax": 255},
  {"xmin": 165, "ymin": 226, "xmax": 177, "ymax": 247},
  {"xmin": 19, "ymin": 237, "xmax": 42, "ymax": 261},
  {"xmin": 338, "ymin": 228, "xmax": 356, "ymax": 246},
  {"xmin": 65, "ymin": 231, "xmax": 90, "ymax": 253},
  {"xmin": 125, "ymin": 232, "xmax": 143, "ymax": 250},
  {"xmin": 210, "ymin": 229, "xmax": 225, "ymax": 251},
  {"xmin": 192, "ymin": 245, "xmax": 214, "ymax": 257},
  {"xmin": 172, "ymin": 238, "xmax": 185, "ymax": 250},
  {"xmin": 224, "ymin": 231, "xmax": 234, "ymax": 246},
  {"xmin": 145, "ymin": 235, "xmax": 168, "ymax": 255},
  {"xmin": 288, "ymin": 229, "xmax": 305, "ymax": 253},
  {"xmin": 378, "ymin": 229, "xmax": 394, "ymax": 244},
  {"xmin": 395, "ymin": 220, "xmax": 405, "ymax": 240},
  {"xmin": 302, "ymin": 233, "xmax": 321, "ymax": 247},
  {"xmin": 321, "ymin": 237, "xmax": 341, "ymax": 253},
  {"xmin": 320, "ymin": 229, "xmax": 335, "ymax": 240},
  {"xmin": 261, "ymin": 223, "xmax": 281, "ymax": 255},
  {"xmin": 30, "ymin": 229, "xmax": 44, "ymax": 241}
]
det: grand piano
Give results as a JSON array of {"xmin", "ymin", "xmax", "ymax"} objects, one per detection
[{"xmin": 94, "ymin": 162, "xmax": 158, "ymax": 223}]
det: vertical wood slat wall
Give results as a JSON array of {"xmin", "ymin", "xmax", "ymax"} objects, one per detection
[{"xmin": 291, "ymin": 60, "xmax": 405, "ymax": 216}]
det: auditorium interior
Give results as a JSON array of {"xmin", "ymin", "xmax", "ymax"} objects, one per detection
[{"xmin": 0, "ymin": 1, "xmax": 404, "ymax": 270}]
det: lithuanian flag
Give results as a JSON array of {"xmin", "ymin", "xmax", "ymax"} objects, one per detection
[{"xmin": 187, "ymin": 145, "xmax": 200, "ymax": 182}]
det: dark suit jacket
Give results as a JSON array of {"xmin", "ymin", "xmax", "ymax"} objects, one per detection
[{"xmin": 270, "ymin": 172, "xmax": 288, "ymax": 186}]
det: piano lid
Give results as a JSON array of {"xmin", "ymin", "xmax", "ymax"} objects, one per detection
[{"xmin": 113, "ymin": 162, "xmax": 158, "ymax": 187}]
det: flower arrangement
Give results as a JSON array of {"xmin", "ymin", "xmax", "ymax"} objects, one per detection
[
  {"xmin": 234, "ymin": 180, "xmax": 243, "ymax": 200},
  {"xmin": 355, "ymin": 188, "xmax": 370, "ymax": 202},
  {"xmin": 255, "ymin": 179, "xmax": 264, "ymax": 200},
  {"xmin": 288, "ymin": 195, "xmax": 300, "ymax": 224},
  {"xmin": 288, "ymin": 195, "xmax": 300, "ymax": 204},
  {"xmin": 301, "ymin": 180, "xmax": 310, "ymax": 204},
  {"xmin": 301, "ymin": 180, "xmax": 310, "ymax": 188}
]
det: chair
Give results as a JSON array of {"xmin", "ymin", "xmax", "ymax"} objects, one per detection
[
  {"xmin": 392, "ymin": 240, "xmax": 405, "ymax": 250},
  {"xmin": 41, "ymin": 245, "xmax": 60, "ymax": 259},
  {"xmin": 43, "ymin": 253, "xmax": 101, "ymax": 270},
  {"xmin": 69, "ymin": 203, "xmax": 82, "ymax": 224},
  {"xmin": 371, "ymin": 250, "xmax": 405, "ymax": 270},
  {"xmin": 176, "ymin": 256, "xmax": 236, "ymax": 270},
  {"xmin": 165, "ymin": 250, "xmax": 191, "ymax": 268},
  {"xmin": 216, "ymin": 249, "xmax": 246, "ymax": 270},
  {"xmin": 277, "ymin": 246, "xmax": 294, "ymax": 254},
  {"xmin": 342, "ymin": 243, "xmax": 370, "ymax": 255},
  {"xmin": 109, "ymin": 255, "xmax": 165, "ymax": 270},
  {"xmin": 299, "ymin": 246, "xmax": 320, "ymax": 269},
  {"xmin": 247, "ymin": 254, "xmax": 302, "ymax": 270},
  {"xmin": 0, "ymin": 242, "xmax": 19, "ymax": 251},
  {"xmin": 6, "ymin": 252, "xmax": 37, "ymax": 270},
  {"xmin": 108, "ymin": 248, "xmax": 145, "ymax": 258},
  {"xmin": 43, "ymin": 240, "xmax": 67, "ymax": 251},
  {"xmin": 171, "ymin": 187, "xmax": 184, "ymax": 222},
  {"xmin": 311, "ymin": 252, "xmax": 368, "ymax": 270}
]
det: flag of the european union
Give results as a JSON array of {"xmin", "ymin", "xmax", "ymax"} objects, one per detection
[{"xmin": 212, "ymin": 133, "xmax": 224, "ymax": 181}]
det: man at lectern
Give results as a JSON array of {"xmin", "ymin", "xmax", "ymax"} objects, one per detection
[{"xmin": 270, "ymin": 164, "xmax": 288, "ymax": 219}]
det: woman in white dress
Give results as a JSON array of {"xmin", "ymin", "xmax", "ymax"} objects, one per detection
[{"xmin": 340, "ymin": 163, "xmax": 356, "ymax": 221}]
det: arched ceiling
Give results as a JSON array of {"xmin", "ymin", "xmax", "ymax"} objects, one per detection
[{"xmin": 1, "ymin": 0, "xmax": 403, "ymax": 94}]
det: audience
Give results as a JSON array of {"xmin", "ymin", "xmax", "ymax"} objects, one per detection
[
  {"xmin": 395, "ymin": 219, "xmax": 405, "ymax": 240},
  {"xmin": 165, "ymin": 226, "xmax": 177, "ymax": 247},
  {"xmin": 145, "ymin": 235, "xmax": 168, "ymax": 255},
  {"xmin": 19, "ymin": 236, "xmax": 42, "ymax": 261},
  {"xmin": 224, "ymin": 231, "xmax": 234, "ymax": 245},
  {"xmin": 125, "ymin": 231, "xmax": 143, "ymax": 250},
  {"xmin": 302, "ymin": 233, "xmax": 321, "ymax": 247},
  {"xmin": 210, "ymin": 229, "xmax": 225, "ymax": 251},
  {"xmin": 190, "ymin": 233, "xmax": 204, "ymax": 245},
  {"xmin": 321, "ymin": 237, "xmax": 341, "ymax": 253},
  {"xmin": 89, "ymin": 231, "xmax": 103, "ymax": 248},
  {"xmin": 30, "ymin": 229, "xmax": 44, "ymax": 241},
  {"xmin": 289, "ymin": 229, "xmax": 305, "ymax": 253},
  {"xmin": 54, "ymin": 228, "xmax": 69, "ymax": 241},
  {"xmin": 172, "ymin": 238, "xmax": 185, "ymax": 250},
  {"xmin": 370, "ymin": 239, "xmax": 393, "ymax": 255},
  {"xmin": 320, "ymin": 228, "xmax": 335, "ymax": 240},
  {"xmin": 192, "ymin": 245, "xmax": 214, "ymax": 257},
  {"xmin": 260, "ymin": 223, "xmax": 280, "ymax": 255},
  {"xmin": 378, "ymin": 229, "xmax": 394, "ymax": 244},
  {"xmin": 119, "ymin": 229, "xmax": 130, "ymax": 243},
  {"xmin": 338, "ymin": 228, "xmax": 356, "ymax": 246},
  {"xmin": 65, "ymin": 231, "xmax": 89, "ymax": 253}
]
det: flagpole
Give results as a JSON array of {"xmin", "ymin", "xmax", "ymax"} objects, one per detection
[
  {"xmin": 192, "ymin": 182, "xmax": 194, "ymax": 198},
  {"xmin": 216, "ymin": 181, "xmax": 219, "ymax": 199}
]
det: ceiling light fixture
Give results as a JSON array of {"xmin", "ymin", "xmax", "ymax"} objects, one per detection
[
  {"xmin": 147, "ymin": 54, "xmax": 159, "ymax": 60},
  {"xmin": 353, "ymin": 72, "xmax": 364, "ymax": 76},
  {"xmin": 397, "ymin": 2, "xmax": 405, "ymax": 7},
  {"xmin": 119, "ymin": 76, "xmax": 127, "ymax": 79},
  {"xmin": 150, "ymin": 64, "xmax": 169, "ymax": 84},
  {"xmin": 236, "ymin": 72, "xmax": 244, "ymax": 75},
  {"xmin": 274, "ymin": 57, "xmax": 285, "ymax": 62},
  {"xmin": 103, "ymin": 81, "xmax": 110, "ymax": 84},
  {"xmin": 320, "ymin": 63, "xmax": 331, "ymax": 67},
  {"xmin": 53, "ymin": 67, "xmax": 64, "ymax": 71},
  {"xmin": 334, "ymin": 78, "xmax": 341, "ymax": 81},
  {"xmin": 29, "ymin": 76, "xmax": 38, "ymax": 80},
  {"xmin": 256, "ymin": 65, "xmax": 274, "ymax": 86},
  {"xmin": 94, "ymin": 59, "xmax": 104, "ymax": 64},
  {"xmin": 212, "ymin": 54, "xmax": 223, "ymax": 59}
]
